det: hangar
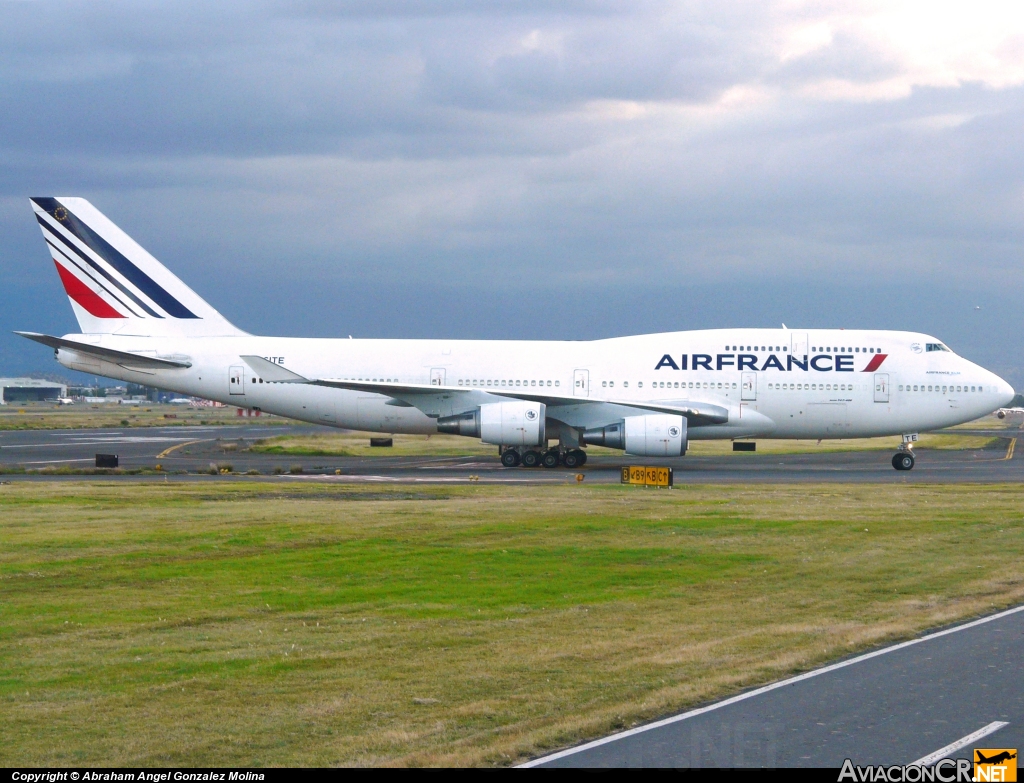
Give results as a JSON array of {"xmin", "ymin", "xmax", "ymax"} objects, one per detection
[{"xmin": 0, "ymin": 377, "xmax": 68, "ymax": 403}]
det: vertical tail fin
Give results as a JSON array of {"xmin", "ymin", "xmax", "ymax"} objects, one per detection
[{"xmin": 30, "ymin": 197, "xmax": 244, "ymax": 336}]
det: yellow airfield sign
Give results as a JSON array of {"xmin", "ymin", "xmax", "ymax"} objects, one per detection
[{"xmin": 621, "ymin": 466, "xmax": 673, "ymax": 487}]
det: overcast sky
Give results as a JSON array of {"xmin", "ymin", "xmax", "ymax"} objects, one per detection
[{"xmin": 2, "ymin": 0, "xmax": 1023, "ymax": 387}]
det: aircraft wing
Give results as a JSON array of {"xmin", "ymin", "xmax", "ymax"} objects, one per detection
[
  {"xmin": 238, "ymin": 358, "xmax": 729, "ymax": 425},
  {"xmin": 16, "ymin": 331, "xmax": 192, "ymax": 369}
]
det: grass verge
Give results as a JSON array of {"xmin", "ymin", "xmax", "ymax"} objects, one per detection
[
  {"xmin": 2, "ymin": 481, "xmax": 1023, "ymax": 766},
  {"xmin": 0, "ymin": 404, "xmax": 291, "ymax": 431}
]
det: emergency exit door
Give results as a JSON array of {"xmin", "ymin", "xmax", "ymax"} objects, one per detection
[
  {"xmin": 574, "ymin": 369, "xmax": 590, "ymax": 397},
  {"xmin": 874, "ymin": 373, "xmax": 889, "ymax": 403},
  {"xmin": 430, "ymin": 368, "xmax": 446, "ymax": 386},
  {"xmin": 741, "ymin": 372, "xmax": 757, "ymax": 401},
  {"xmin": 229, "ymin": 365, "xmax": 245, "ymax": 395}
]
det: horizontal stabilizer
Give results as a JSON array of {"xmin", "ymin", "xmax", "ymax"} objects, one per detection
[
  {"xmin": 239, "ymin": 355, "xmax": 309, "ymax": 383},
  {"xmin": 14, "ymin": 331, "xmax": 192, "ymax": 368}
]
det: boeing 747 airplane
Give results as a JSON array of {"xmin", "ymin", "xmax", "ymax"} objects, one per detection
[{"xmin": 16, "ymin": 197, "xmax": 1016, "ymax": 470}]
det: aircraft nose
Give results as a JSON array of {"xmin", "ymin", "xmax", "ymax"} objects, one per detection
[{"xmin": 994, "ymin": 374, "xmax": 1016, "ymax": 407}]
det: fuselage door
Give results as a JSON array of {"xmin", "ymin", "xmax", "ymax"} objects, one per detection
[
  {"xmin": 229, "ymin": 365, "xmax": 245, "ymax": 396},
  {"xmin": 430, "ymin": 368, "xmax": 446, "ymax": 387},
  {"xmin": 741, "ymin": 372, "xmax": 757, "ymax": 401},
  {"xmin": 574, "ymin": 369, "xmax": 590, "ymax": 397},
  {"xmin": 874, "ymin": 373, "xmax": 889, "ymax": 403}
]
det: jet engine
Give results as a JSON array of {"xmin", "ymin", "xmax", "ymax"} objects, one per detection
[
  {"xmin": 437, "ymin": 401, "xmax": 546, "ymax": 446},
  {"xmin": 583, "ymin": 414, "xmax": 686, "ymax": 456}
]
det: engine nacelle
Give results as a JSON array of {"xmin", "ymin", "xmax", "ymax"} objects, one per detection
[
  {"xmin": 584, "ymin": 414, "xmax": 686, "ymax": 456},
  {"xmin": 437, "ymin": 401, "xmax": 546, "ymax": 446}
]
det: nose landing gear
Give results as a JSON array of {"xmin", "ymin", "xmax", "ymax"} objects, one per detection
[
  {"xmin": 891, "ymin": 450, "xmax": 915, "ymax": 471},
  {"xmin": 891, "ymin": 433, "xmax": 918, "ymax": 471}
]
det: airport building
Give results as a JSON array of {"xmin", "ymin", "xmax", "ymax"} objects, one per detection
[{"xmin": 0, "ymin": 377, "xmax": 68, "ymax": 404}]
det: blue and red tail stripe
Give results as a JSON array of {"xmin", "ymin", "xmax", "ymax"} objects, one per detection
[
  {"xmin": 53, "ymin": 261, "xmax": 126, "ymax": 319},
  {"xmin": 32, "ymin": 198, "xmax": 198, "ymax": 319},
  {"xmin": 44, "ymin": 235, "xmax": 148, "ymax": 317}
]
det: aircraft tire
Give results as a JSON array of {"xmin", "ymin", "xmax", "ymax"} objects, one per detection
[
  {"xmin": 522, "ymin": 450, "xmax": 542, "ymax": 468},
  {"xmin": 892, "ymin": 453, "xmax": 915, "ymax": 471},
  {"xmin": 562, "ymin": 450, "xmax": 582, "ymax": 469},
  {"xmin": 541, "ymin": 451, "xmax": 560, "ymax": 469},
  {"xmin": 575, "ymin": 450, "xmax": 587, "ymax": 466},
  {"xmin": 501, "ymin": 449, "xmax": 521, "ymax": 468}
]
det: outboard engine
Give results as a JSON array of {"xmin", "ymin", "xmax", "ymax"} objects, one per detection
[
  {"xmin": 437, "ymin": 401, "xmax": 546, "ymax": 447},
  {"xmin": 584, "ymin": 414, "xmax": 686, "ymax": 456}
]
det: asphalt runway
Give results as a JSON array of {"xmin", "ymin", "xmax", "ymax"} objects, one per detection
[
  {"xmin": 525, "ymin": 605, "xmax": 1024, "ymax": 768},
  {"xmin": 0, "ymin": 423, "xmax": 1021, "ymax": 484}
]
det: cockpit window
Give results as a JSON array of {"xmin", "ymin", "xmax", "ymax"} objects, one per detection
[{"xmin": 926, "ymin": 343, "xmax": 951, "ymax": 352}]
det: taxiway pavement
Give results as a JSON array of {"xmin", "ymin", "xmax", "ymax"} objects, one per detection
[
  {"xmin": 0, "ymin": 423, "xmax": 1020, "ymax": 484},
  {"xmin": 526, "ymin": 605, "xmax": 1024, "ymax": 768}
]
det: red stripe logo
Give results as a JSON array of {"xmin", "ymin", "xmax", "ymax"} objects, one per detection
[
  {"xmin": 53, "ymin": 260, "xmax": 125, "ymax": 318},
  {"xmin": 863, "ymin": 353, "xmax": 887, "ymax": 372}
]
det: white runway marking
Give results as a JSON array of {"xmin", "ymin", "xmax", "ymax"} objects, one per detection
[
  {"xmin": 519, "ymin": 604, "xmax": 1024, "ymax": 768},
  {"xmin": 911, "ymin": 721, "xmax": 1009, "ymax": 766}
]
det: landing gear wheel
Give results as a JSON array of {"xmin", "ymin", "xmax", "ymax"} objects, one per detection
[
  {"xmin": 562, "ymin": 449, "xmax": 585, "ymax": 469},
  {"xmin": 541, "ymin": 450, "xmax": 560, "ymax": 469},
  {"xmin": 522, "ymin": 450, "xmax": 542, "ymax": 468},
  {"xmin": 892, "ymin": 453, "xmax": 915, "ymax": 471},
  {"xmin": 501, "ymin": 449, "xmax": 521, "ymax": 468}
]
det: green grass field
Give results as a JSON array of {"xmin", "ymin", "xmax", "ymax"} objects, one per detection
[{"xmin": 3, "ymin": 481, "xmax": 1023, "ymax": 766}]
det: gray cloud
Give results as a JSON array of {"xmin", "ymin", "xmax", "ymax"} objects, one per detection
[{"xmin": 1, "ymin": 0, "xmax": 1023, "ymax": 388}]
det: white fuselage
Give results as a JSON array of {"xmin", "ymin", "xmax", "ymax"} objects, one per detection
[{"xmin": 56, "ymin": 327, "xmax": 1015, "ymax": 442}]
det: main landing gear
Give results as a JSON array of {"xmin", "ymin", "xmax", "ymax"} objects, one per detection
[{"xmin": 500, "ymin": 446, "xmax": 587, "ymax": 469}]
